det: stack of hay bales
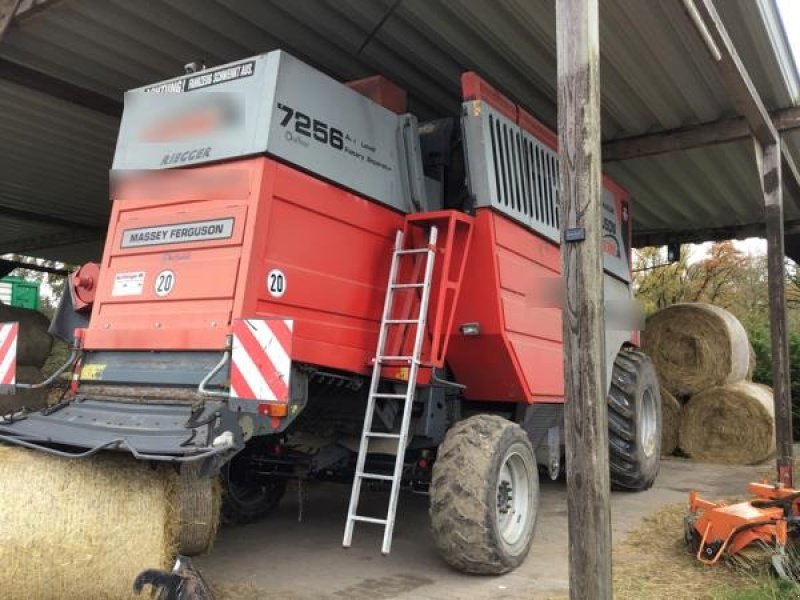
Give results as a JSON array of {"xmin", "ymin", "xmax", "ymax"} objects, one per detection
[
  {"xmin": 0, "ymin": 446, "xmax": 220, "ymax": 600},
  {"xmin": 0, "ymin": 303, "xmax": 53, "ymax": 414},
  {"xmin": 642, "ymin": 303, "xmax": 774, "ymax": 465}
]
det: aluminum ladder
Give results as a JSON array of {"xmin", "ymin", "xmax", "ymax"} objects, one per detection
[{"xmin": 342, "ymin": 225, "xmax": 438, "ymax": 555}]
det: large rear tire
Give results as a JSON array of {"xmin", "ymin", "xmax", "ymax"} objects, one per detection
[
  {"xmin": 430, "ymin": 414, "xmax": 539, "ymax": 574},
  {"xmin": 608, "ymin": 348, "xmax": 662, "ymax": 490},
  {"xmin": 221, "ymin": 453, "xmax": 287, "ymax": 525}
]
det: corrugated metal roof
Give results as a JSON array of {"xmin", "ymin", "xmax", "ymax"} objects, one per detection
[{"xmin": 0, "ymin": 0, "xmax": 798, "ymax": 262}]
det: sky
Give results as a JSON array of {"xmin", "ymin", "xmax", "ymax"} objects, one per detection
[{"xmin": 777, "ymin": 0, "xmax": 800, "ymax": 71}]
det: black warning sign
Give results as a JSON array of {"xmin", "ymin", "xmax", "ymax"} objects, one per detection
[{"xmin": 144, "ymin": 61, "xmax": 255, "ymax": 94}]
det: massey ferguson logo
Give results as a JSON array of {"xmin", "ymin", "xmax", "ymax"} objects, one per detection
[{"xmin": 160, "ymin": 147, "xmax": 212, "ymax": 166}]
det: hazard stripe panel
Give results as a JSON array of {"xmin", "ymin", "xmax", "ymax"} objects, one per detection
[
  {"xmin": 230, "ymin": 318, "xmax": 293, "ymax": 403},
  {"xmin": 0, "ymin": 323, "xmax": 19, "ymax": 386}
]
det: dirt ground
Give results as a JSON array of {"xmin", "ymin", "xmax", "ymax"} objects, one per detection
[{"xmin": 197, "ymin": 458, "xmax": 764, "ymax": 599}]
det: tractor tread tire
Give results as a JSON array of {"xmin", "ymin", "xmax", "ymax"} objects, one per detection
[
  {"xmin": 221, "ymin": 463, "xmax": 287, "ymax": 525},
  {"xmin": 430, "ymin": 415, "xmax": 539, "ymax": 575},
  {"xmin": 608, "ymin": 348, "xmax": 662, "ymax": 491}
]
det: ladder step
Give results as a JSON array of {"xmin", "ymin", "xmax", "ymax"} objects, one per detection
[
  {"xmin": 395, "ymin": 248, "xmax": 428, "ymax": 255},
  {"xmin": 351, "ymin": 516, "xmax": 388, "ymax": 525},
  {"xmin": 376, "ymin": 355, "xmax": 414, "ymax": 362},
  {"xmin": 359, "ymin": 472, "xmax": 395, "ymax": 481},
  {"xmin": 370, "ymin": 393, "xmax": 406, "ymax": 399},
  {"xmin": 364, "ymin": 432, "xmax": 402, "ymax": 439},
  {"xmin": 390, "ymin": 283, "xmax": 425, "ymax": 289},
  {"xmin": 384, "ymin": 319, "xmax": 421, "ymax": 325}
]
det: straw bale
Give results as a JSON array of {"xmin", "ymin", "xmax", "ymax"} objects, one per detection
[
  {"xmin": 660, "ymin": 387, "xmax": 681, "ymax": 456},
  {"xmin": 0, "ymin": 446, "xmax": 176, "ymax": 600},
  {"xmin": 746, "ymin": 342, "xmax": 756, "ymax": 381},
  {"xmin": 642, "ymin": 303, "xmax": 751, "ymax": 396},
  {"xmin": 177, "ymin": 462, "xmax": 222, "ymax": 556},
  {"xmin": 679, "ymin": 382, "xmax": 774, "ymax": 465},
  {"xmin": 0, "ymin": 304, "xmax": 52, "ymax": 367}
]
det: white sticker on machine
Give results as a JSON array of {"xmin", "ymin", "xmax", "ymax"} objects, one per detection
[
  {"xmin": 154, "ymin": 269, "xmax": 176, "ymax": 297},
  {"xmin": 112, "ymin": 271, "xmax": 145, "ymax": 296},
  {"xmin": 267, "ymin": 269, "xmax": 286, "ymax": 298}
]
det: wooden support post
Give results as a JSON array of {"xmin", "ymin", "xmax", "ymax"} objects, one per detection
[
  {"xmin": 556, "ymin": 1, "xmax": 612, "ymax": 598},
  {"xmin": 755, "ymin": 140, "xmax": 794, "ymax": 487}
]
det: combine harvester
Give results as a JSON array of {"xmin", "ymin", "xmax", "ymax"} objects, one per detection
[{"xmin": 0, "ymin": 51, "xmax": 661, "ymax": 597}]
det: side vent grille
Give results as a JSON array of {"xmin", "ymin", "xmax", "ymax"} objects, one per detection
[
  {"xmin": 466, "ymin": 104, "xmax": 561, "ymax": 242},
  {"xmin": 462, "ymin": 100, "xmax": 632, "ymax": 283}
]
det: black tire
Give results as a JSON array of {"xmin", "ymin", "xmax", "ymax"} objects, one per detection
[
  {"xmin": 608, "ymin": 348, "xmax": 662, "ymax": 491},
  {"xmin": 221, "ymin": 460, "xmax": 287, "ymax": 525},
  {"xmin": 430, "ymin": 414, "xmax": 539, "ymax": 575}
]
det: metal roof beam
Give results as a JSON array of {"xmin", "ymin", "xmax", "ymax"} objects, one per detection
[
  {"xmin": 13, "ymin": 0, "xmax": 63, "ymax": 21},
  {"xmin": 1, "ymin": 230, "xmax": 101, "ymax": 255},
  {"xmin": 682, "ymin": 0, "xmax": 777, "ymax": 146},
  {"xmin": 0, "ymin": 0, "xmax": 21, "ymax": 41},
  {"xmin": 669, "ymin": 1, "xmax": 800, "ymax": 206},
  {"xmin": 602, "ymin": 106, "xmax": 800, "ymax": 162},
  {"xmin": 0, "ymin": 58, "xmax": 122, "ymax": 117},
  {"xmin": 1, "ymin": 204, "xmax": 105, "ymax": 232},
  {"xmin": 0, "ymin": 0, "xmax": 62, "ymax": 43}
]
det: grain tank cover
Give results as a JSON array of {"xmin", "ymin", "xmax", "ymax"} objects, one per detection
[{"xmin": 113, "ymin": 51, "xmax": 415, "ymax": 212}]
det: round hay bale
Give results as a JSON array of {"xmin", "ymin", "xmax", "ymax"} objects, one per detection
[
  {"xmin": 678, "ymin": 382, "xmax": 774, "ymax": 465},
  {"xmin": 746, "ymin": 342, "xmax": 756, "ymax": 381},
  {"xmin": 660, "ymin": 386, "xmax": 681, "ymax": 456},
  {"xmin": 0, "ymin": 366, "xmax": 47, "ymax": 415},
  {"xmin": 0, "ymin": 446, "xmax": 176, "ymax": 600},
  {"xmin": 176, "ymin": 462, "xmax": 222, "ymax": 556},
  {"xmin": 0, "ymin": 304, "xmax": 52, "ymax": 367},
  {"xmin": 641, "ymin": 303, "xmax": 750, "ymax": 397}
]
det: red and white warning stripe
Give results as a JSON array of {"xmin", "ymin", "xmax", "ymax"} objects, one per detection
[
  {"xmin": 0, "ymin": 322, "xmax": 19, "ymax": 386},
  {"xmin": 230, "ymin": 318, "xmax": 293, "ymax": 403}
]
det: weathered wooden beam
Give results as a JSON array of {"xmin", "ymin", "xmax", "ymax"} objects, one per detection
[
  {"xmin": 0, "ymin": 0, "xmax": 22, "ymax": 41},
  {"xmin": 556, "ymin": 1, "xmax": 612, "ymax": 599},
  {"xmin": 755, "ymin": 140, "xmax": 794, "ymax": 487},
  {"xmin": 682, "ymin": 0, "xmax": 777, "ymax": 146},
  {"xmin": 647, "ymin": 1, "xmax": 800, "ymax": 210},
  {"xmin": 781, "ymin": 138, "xmax": 800, "ymax": 208},
  {"xmin": 0, "ymin": 0, "xmax": 61, "ymax": 42},
  {"xmin": 13, "ymin": 0, "xmax": 64, "ymax": 21},
  {"xmin": 632, "ymin": 218, "xmax": 800, "ymax": 248},
  {"xmin": 603, "ymin": 106, "xmax": 800, "ymax": 163}
]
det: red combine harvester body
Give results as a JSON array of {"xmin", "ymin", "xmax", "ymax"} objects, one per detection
[{"xmin": 0, "ymin": 50, "xmax": 661, "ymax": 575}]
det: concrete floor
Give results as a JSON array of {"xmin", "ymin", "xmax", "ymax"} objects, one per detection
[{"xmin": 197, "ymin": 458, "xmax": 763, "ymax": 599}]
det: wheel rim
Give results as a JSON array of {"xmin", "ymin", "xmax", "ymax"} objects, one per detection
[
  {"xmin": 639, "ymin": 387, "xmax": 658, "ymax": 458},
  {"xmin": 495, "ymin": 450, "xmax": 532, "ymax": 547}
]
